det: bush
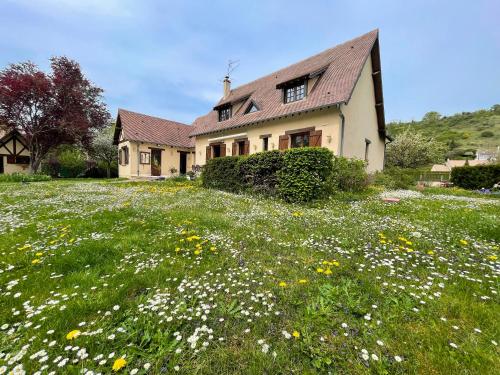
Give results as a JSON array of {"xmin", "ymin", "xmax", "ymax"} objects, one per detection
[
  {"xmin": 277, "ymin": 147, "xmax": 334, "ymax": 202},
  {"xmin": 386, "ymin": 130, "xmax": 446, "ymax": 168},
  {"xmin": 57, "ymin": 148, "xmax": 87, "ymax": 178},
  {"xmin": 330, "ymin": 157, "xmax": 367, "ymax": 192},
  {"xmin": 238, "ymin": 150, "xmax": 284, "ymax": 195},
  {"xmin": 481, "ymin": 130, "xmax": 494, "ymax": 138},
  {"xmin": 201, "ymin": 156, "xmax": 244, "ymax": 192},
  {"xmin": 373, "ymin": 167, "xmax": 418, "ymax": 189},
  {"xmin": 0, "ymin": 172, "xmax": 51, "ymax": 183},
  {"xmin": 451, "ymin": 164, "xmax": 500, "ymax": 190}
]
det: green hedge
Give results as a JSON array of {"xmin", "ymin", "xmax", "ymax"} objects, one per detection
[
  {"xmin": 0, "ymin": 173, "xmax": 51, "ymax": 183},
  {"xmin": 201, "ymin": 148, "xmax": 368, "ymax": 202},
  {"xmin": 451, "ymin": 164, "xmax": 500, "ymax": 189},
  {"xmin": 277, "ymin": 148, "xmax": 334, "ymax": 202}
]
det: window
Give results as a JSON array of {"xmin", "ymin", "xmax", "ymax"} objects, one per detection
[
  {"xmin": 284, "ymin": 82, "xmax": 306, "ymax": 103},
  {"xmin": 119, "ymin": 146, "xmax": 129, "ymax": 165},
  {"xmin": 238, "ymin": 141, "xmax": 246, "ymax": 155},
  {"xmin": 291, "ymin": 132, "xmax": 309, "ymax": 148},
  {"xmin": 218, "ymin": 106, "xmax": 232, "ymax": 121},
  {"xmin": 140, "ymin": 152, "xmax": 150, "ymax": 164},
  {"xmin": 262, "ymin": 137, "xmax": 269, "ymax": 151},
  {"xmin": 212, "ymin": 144, "xmax": 222, "ymax": 158},
  {"xmin": 244, "ymin": 102, "xmax": 259, "ymax": 114},
  {"xmin": 15, "ymin": 156, "xmax": 30, "ymax": 164}
]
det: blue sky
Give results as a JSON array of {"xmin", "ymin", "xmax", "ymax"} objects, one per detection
[{"xmin": 1, "ymin": 0, "xmax": 499, "ymax": 124}]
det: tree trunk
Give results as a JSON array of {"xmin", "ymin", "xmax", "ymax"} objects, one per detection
[{"xmin": 106, "ymin": 165, "xmax": 111, "ymax": 178}]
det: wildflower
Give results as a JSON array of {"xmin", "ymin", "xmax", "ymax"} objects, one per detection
[
  {"xmin": 394, "ymin": 355, "xmax": 403, "ymax": 362},
  {"xmin": 371, "ymin": 353, "xmax": 379, "ymax": 361},
  {"xmin": 298, "ymin": 279, "xmax": 308, "ymax": 284},
  {"xmin": 282, "ymin": 330, "xmax": 291, "ymax": 339},
  {"xmin": 324, "ymin": 268, "xmax": 333, "ymax": 275},
  {"xmin": 332, "ymin": 261, "xmax": 340, "ymax": 267},
  {"xmin": 194, "ymin": 250, "xmax": 201, "ymax": 255},
  {"xmin": 31, "ymin": 259, "xmax": 40, "ymax": 265},
  {"xmin": 316, "ymin": 268, "xmax": 324, "ymax": 273},
  {"xmin": 66, "ymin": 330, "xmax": 81, "ymax": 340},
  {"xmin": 449, "ymin": 342, "xmax": 458, "ymax": 349},
  {"xmin": 112, "ymin": 358, "xmax": 127, "ymax": 371},
  {"xmin": 292, "ymin": 330, "xmax": 300, "ymax": 338},
  {"xmin": 35, "ymin": 252, "xmax": 43, "ymax": 256},
  {"xmin": 427, "ymin": 250, "xmax": 434, "ymax": 255},
  {"xmin": 460, "ymin": 240, "xmax": 468, "ymax": 245},
  {"xmin": 278, "ymin": 281, "xmax": 287, "ymax": 287},
  {"xmin": 488, "ymin": 255, "xmax": 497, "ymax": 261},
  {"xmin": 292, "ymin": 211, "xmax": 303, "ymax": 217}
]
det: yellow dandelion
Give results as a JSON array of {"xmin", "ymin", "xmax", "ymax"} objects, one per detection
[
  {"xmin": 427, "ymin": 250, "xmax": 435, "ymax": 255},
  {"xmin": 210, "ymin": 246, "xmax": 216, "ymax": 251},
  {"xmin": 279, "ymin": 281, "xmax": 287, "ymax": 287},
  {"xmin": 112, "ymin": 357, "xmax": 127, "ymax": 372},
  {"xmin": 292, "ymin": 330, "xmax": 300, "ymax": 338},
  {"xmin": 324, "ymin": 268, "xmax": 333, "ymax": 275},
  {"xmin": 460, "ymin": 240, "xmax": 468, "ymax": 245},
  {"xmin": 35, "ymin": 252, "xmax": 43, "ymax": 257},
  {"xmin": 194, "ymin": 250, "xmax": 201, "ymax": 255},
  {"xmin": 332, "ymin": 261, "xmax": 340, "ymax": 267},
  {"xmin": 292, "ymin": 211, "xmax": 303, "ymax": 217},
  {"xmin": 316, "ymin": 268, "xmax": 324, "ymax": 273},
  {"xmin": 488, "ymin": 255, "xmax": 497, "ymax": 261},
  {"xmin": 66, "ymin": 330, "xmax": 81, "ymax": 340},
  {"xmin": 298, "ymin": 279, "xmax": 308, "ymax": 284},
  {"xmin": 31, "ymin": 259, "xmax": 40, "ymax": 265}
]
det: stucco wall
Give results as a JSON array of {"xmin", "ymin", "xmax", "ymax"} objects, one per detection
[
  {"xmin": 194, "ymin": 108, "xmax": 341, "ymax": 165},
  {"xmin": 118, "ymin": 141, "xmax": 194, "ymax": 178},
  {"xmin": 340, "ymin": 55, "xmax": 385, "ymax": 172}
]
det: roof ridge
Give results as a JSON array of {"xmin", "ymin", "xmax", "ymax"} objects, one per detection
[
  {"xmin": 220, "ymin": 29, "xmax": 378, "ymax": 100},
  {"xmin": 118, "ymin": 108, "xmax": 191, "ymax": 128}
]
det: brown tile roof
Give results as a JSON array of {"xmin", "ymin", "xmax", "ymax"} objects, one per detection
[
  {"xmin": 114, "ymin": 109, "xmax": 194, "ymax": 148},
  {"xmin": 191, "ymin": 29, "xmax": 381, "ymax": 137}
]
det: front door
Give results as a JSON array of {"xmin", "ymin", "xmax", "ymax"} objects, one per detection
[
  {"xmin": 151, "ymin": 149, "xmax": 162, "ymax": 176},
  {"xmin": 179, "ymin": 152, "xmax": 187, "ymax": 175}
]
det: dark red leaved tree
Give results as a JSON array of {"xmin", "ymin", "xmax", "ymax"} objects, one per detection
[{"xmin": 0, "ymin": 57, "xmax": 110, "ymax": 172}]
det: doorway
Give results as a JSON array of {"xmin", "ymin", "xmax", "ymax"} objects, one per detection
[
  {"xmin": 0, "ymin": 156, "xmax": 3, "ymax": 174},
  {"xmin": 179, "ymin": 152, "xmax": 187, "ymax": 175},
  {"xmin": 151, "ymin": 149, "xmax": 162, "ymax": 176}
]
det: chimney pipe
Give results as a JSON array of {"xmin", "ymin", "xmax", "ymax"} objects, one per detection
[{"xmin": 223, "ymin": 76, "xmax": 231, "ymax": 99}]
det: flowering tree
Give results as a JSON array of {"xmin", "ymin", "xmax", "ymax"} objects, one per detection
[
  {"xmin": 89, "ymin": 125, "xmax": 117, "ymax": 178},
  {"xmin": 0, "ymin": 57, "xmax": 110, "ymax": 172}
]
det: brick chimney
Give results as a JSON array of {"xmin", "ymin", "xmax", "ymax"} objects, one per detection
[{"xmin": 223, "ymin": 76, "xmax": 231, "ymax": 99}]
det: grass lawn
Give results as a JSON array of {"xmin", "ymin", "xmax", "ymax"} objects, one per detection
[{"xmin": 0, "ymin": 180, "xmax": 499, "ymax": 374}]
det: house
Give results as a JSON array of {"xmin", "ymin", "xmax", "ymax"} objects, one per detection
[
  {"xmin": 113, "ymin": 109, "xmax": 195, "ymax": 178},
  {"xmin": 0, "ymin": 127, "xmax": 30, "ymax": 174},
  {"xmin": 190, "ymin": 29, "xmax": 389, "ymax": 172},
  {"xmin": 431, "ymin": 159, "xmax": 491, "ymax": 172}
]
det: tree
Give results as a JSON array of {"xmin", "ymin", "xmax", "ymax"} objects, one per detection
[
  {"xmin": 422, "ymin": 111, "xmax": 441, "ymax": 123},
  {"xmin": 89, "ymin": 125, "xmax": 117, "ymax": 178},
  {"xmin": 385, "ymin": 130, "xmax": 446, "ymax": 168},
  {"xmin": 0, "ymin": 57, "xmax": 110, "ymax": 172}
]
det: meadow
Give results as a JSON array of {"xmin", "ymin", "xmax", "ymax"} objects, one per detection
[{"xmin": 0, "ymin": 180, "xmax": 498, "ymax": 374}]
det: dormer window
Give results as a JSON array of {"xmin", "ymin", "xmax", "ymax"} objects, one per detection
[
  {"xmin": 218, "ymin": 105, "xmax": 232, "ymax": 122},
  {"xmin": 244, "ymin": 101, "xmax": 260, "ymax": 114},
  {"xmin": 284, "ymin": 81, "xmax": 306, "ymax": 103}
]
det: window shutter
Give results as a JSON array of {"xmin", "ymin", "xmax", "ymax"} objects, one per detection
[
  {"xmin": 232, "ymin": 142, "xmax": 238, "ymax": 156},
  {"xmin": 124, "ymin": 147, "xmax": 129, "ymax": 164},
  {"xmin": 243, "ymin": 140, "xmax": 250, "ymax": 155},
  {"xmin": 309, "ymin": 130, "xmax": 322, "ymax": 147},
  {"xmin": 220, "ymin": 145, "xmax": 226, "ymax": 157},
  {"xmin": 279, "ymin": 135, "xmax": 289, "ymax": 150},
  {"xmin": 206, "ymin": 146, "xmax": 211, "ymax": 161},
  {"xmin": 7, "ymin": 155, "xmax": 15, "ymax": 164},
  {"xmin": 118, "ymin": 150, "xmax": 122, "ymax": 165}
]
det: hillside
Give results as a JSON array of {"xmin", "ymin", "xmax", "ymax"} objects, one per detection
[{"xmin": 387, "ymin": 105, "xmax": 500, "ymax": 158}]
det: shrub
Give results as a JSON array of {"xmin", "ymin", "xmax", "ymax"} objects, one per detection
[
  {"xmin": 451, "ymin": 164, "xmax": 500, "ymax": 189},
  {"xmin": 0, "ymin": 172, "xmax": 51, "ymax": 183},
  {"xmin": 277, "ymin": 147, "xmax": 334, "ymax": 202},
  {"xmin": 201, "ymin": 156, "xmax": 244, "ymax": 192},
  {"xmin": 373, "ymin": 167, "xmax": 418, "ymax": 189},
  {"xmin": 58, "ymin": 148, "xmax": 87, "ymax": 178},
  {"xmin": 238, "ymin": 150, "xmax": 284, "ymax": 195},
  {"xmin": 330, "ymin": 157, "xmax": 367, "ymax": 192},
  {"xmin": 481, "ymin": 130, "xmax": 494, "ymax": 138}
]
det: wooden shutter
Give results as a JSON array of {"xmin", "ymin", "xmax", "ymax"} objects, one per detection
[
  {"xmin": 309, "ymin": 130, "xmax": 322, "ymax": 147},
  {"xmin": 7, "ymin": 155, "xmax": 15, "ymax": 164},
  {"xmin": 232, "ymin": 142, "xmax": 238, "ymax": 156},
  {"xmin": 206, "ymin": 146, "xmax": 211, "ymax": 161},
  {"xmin": 243, "ymin": 140, "xmax": 250, "ymax": 155},
  {"xmin": 220, "ymin": 145, "xmax": 226, "ymax": 157},
  {"xmin": 279, "ymin": 135, "xmax": 289, "ymax": 150},
  {"xmin": 118, "ymin": 149, "xmax": 122, "ymax": 165}
]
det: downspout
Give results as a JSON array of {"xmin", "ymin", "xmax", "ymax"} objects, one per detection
[
  {"xmin": 136, "ymin": 142, "xmax": 140, "ymax": 177},
  {"xmin": 338, "ymin": 104, "xmax": 345, "ymax": 157}
]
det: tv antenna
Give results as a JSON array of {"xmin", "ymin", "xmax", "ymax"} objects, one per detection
[{"xmin": 219, "ymin": 59, "xmax": 240, "ymax": 82}]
